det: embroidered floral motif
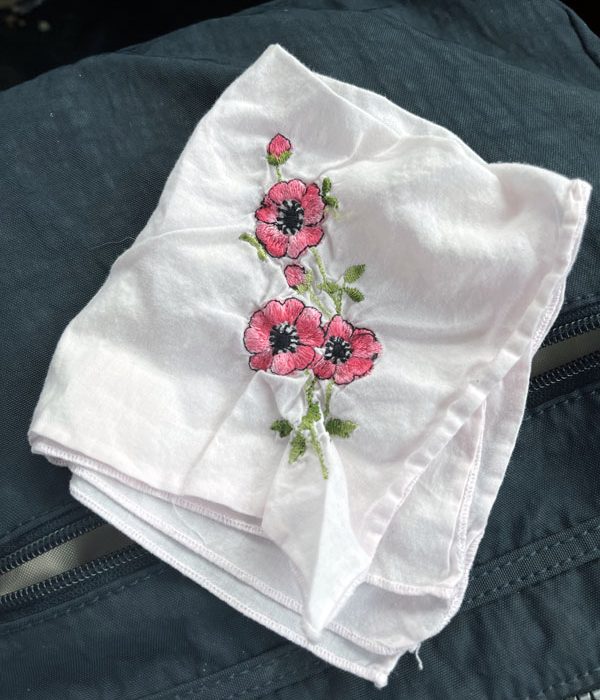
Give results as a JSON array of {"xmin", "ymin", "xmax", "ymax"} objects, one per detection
[
  {"xmin": 266, "ymin": 133, "xmax": 292, "ymax": 172},
  {"xmin": 313, "ymin": 315, "xmax": 382, "ymax": 385},
  {"xmin": 240, "ymin": 134, "xmax": 382, "ymax": 479},
  {"xmin": 255, "ymin": 180, "xmax": 325, "ymax": 259},
  {"xmin": 243, "ymin": 298, "xmax": 324, "ymax": 375}
]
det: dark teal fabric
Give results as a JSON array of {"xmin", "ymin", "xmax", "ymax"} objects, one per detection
[{"xmin": 1, "ymin": 1, "xmax": 599, "ymax": 698}]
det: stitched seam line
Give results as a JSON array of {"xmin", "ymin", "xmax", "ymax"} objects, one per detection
[
  {"xmin": 0, "ymin": 500, "xmax": 79, "ymax": 543},
  {"xmin": 170, "ymin": 654, "xmax": 323, "ymax": 700},
  {"xmin": 465, "ymin": 545, "xmax": 600, "ymax": 606},
  {"xmin": 0, "ymin": 565, "xmax": 166, "ymax": 638},
  {"xmin": 171, "ymin": 650, "xmax": 299, "ymax": 698},
  {"xmin": 523, "ymin": 384, "xmax": 600, "ymax": 421},
  {"xmin": 471, "ymin": 523, "xmax": 600, "ymax": 581},
  {"xmin": 519, "ymin": 663, "xmax": 600, "ymax": 700}
]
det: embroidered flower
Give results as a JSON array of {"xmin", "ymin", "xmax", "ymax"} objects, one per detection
[
  {"xmin": 267, "ymin": 133, "xmax": 292, "ymax": 163},
  {"xmin": 312, "ymin": 315, "xmax": 382, "ymax": 385},
  {"xmin": 255, "ymin": 179, "xmax": 325, "ymax": 259},
  {"xmin": 244, "ymin": 298, "xmax": 325, "ymax": 375},
  {"xmin": 284, "ymin": 264, "xmax": 306, "ymax": 289},
  {"xmin": 241, "ymin": 134, "xmax": 382, "ymax": 478}
]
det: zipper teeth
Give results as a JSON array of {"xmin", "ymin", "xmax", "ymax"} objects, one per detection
[
  {"xmin": 529, "ymin": 350, "xmax": 600, "ymax": 392},
  {"xmin": 541, "ymin": 312, "xmax": 600, "ymax": 348},
  {"xmin": 0, "ymin": 515, "xmax": 102, "ymax": 575},
  {"xmin": 0, "ymin": 544, "xmax": 146, "ymax": 609}
]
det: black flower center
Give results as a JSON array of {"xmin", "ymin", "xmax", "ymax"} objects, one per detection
[
  {"xmin": 324, "ymin": 336, "xmax": 352, "ymax": 364},
  {"xmin": 276, "ymin": 199, "xmax": 304, "ymax": 236},
  {"xmin": 269, "ymin": 322, "xmax": 300, "ymax": 354}
]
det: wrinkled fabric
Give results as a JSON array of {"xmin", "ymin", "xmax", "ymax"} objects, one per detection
[{"xmin": 26, "ymin": 43, "xmax": 591, "ymax": 685}]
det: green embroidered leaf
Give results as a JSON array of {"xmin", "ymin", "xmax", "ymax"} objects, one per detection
[
  {"xmin": 343, "ymin": 264, "xmax": 366, "ymax": 284},
  {"xmin": 323, "ymin": 195, "xmax": 339, "ymax": 209},
  {"xmin": 289, "ymin": 432, "xmax": 307, "ymax": 463},
  {"xmin": 239, "ymin": 233, "xmax": 267, "ymax": 261},
  {"xmin": 266, "ymin": 151, "xmax": 292, "ymax": 166},
  {"xmin": 278, "ymin": 150, "xmax": 292, "ymax": 164},
  {"xmin": 344, "ymin": 286, "xmax": 365, "ymax": 302},
  {"xmin": 322, "ymin": 279, "xmax": 339, "ymax": 295},
  {"xmin": 325, "ymin": 418, "xmax": 358, "ymax": 438},
  {"xmin": 322, "ymin": 177, "xmax": 332, "ymax": 194},
  {"xmin": 300, "ymin": 402, "xmax": 321, "ymax": 431},
  {"xmin": 271, "ymin": 419, "xmax": 293, "ymax": 438}
]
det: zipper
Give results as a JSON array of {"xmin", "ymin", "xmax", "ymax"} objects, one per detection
[
  {"xmin": 529, "ymin": 350, "xmax": 600, "ymax": 392},
  {"xmin": 0, "ymin": 512, "xmax": 155, "ymax": 619},
  {"xmin": 528, "ymin": 308, "xmax": 600, "ymax": 406},
  {"xmin": 0, "ymin": 513, "xmax": 102, "ymax": 575},
  {"xmin": 539, "ymin": 311, "xmax": 600, "ymax": 348}
]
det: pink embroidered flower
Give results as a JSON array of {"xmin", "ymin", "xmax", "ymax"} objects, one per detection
[
  {"xmin": 244, "ymin": 298, "xmax": 325, "ymax": 375},
  {"xmin": 284, "ymin": 264, "xmax": 306, "ymax": 289},
  {"xmin": 255, "ymin": 179, "xmax": 325, "ymax": 259},
  {"xmin": 312, "ymin": 315, "xmax": 382, "ymax": 385},
  {"xmin": 267, "ymin": 133, "xmax": 292, "ymax": 160}
]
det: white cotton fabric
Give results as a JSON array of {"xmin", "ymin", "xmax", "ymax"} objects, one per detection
[{"xmin": 28, "ymin": 44, "xmax": 591, "ymax": 686}]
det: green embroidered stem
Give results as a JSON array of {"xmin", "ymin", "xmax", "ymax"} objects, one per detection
[
  {"xmin": 311, "ymin": 247, "xmax": 343, "ymax": 315},
  {"xmin": 311, "ymin": 248, "xmax": 328, "ymax": 282},
  {"xmin": 305, "ymin": 373, "xmax": 316, "ymax": 403},
  {"xmin": 239, "ymin": 233, "xmax": 267, "ymax": 261},
  {"xmin": 324, "ymin": 381, "xmax": 334, "ymax": 418},
  {"xmin": 308, "ymin": 286, "xmax": 331, "ymax": 318},
  {"xmin": 285, "ymin": 373, "xmax": 329, "ymax": 480},
  {"xmin": 308, "ymin": 423, "xmax": 328, "ymax": 480},
  {"xmin": 275, "ymin": 164, "xmax": 282, "ymax": 182}
]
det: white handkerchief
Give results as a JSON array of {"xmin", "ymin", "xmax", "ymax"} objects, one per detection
[{"xmin": 28, "ymin": 44, "xmax": 591, "ymax": 686}]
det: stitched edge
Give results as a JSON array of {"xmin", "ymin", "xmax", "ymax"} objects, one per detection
[{"xmin": 70, "ymin": 480, "xmax": 392, "ymax": 687}]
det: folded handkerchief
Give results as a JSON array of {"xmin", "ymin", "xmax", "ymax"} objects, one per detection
[{"xmin": 28, "ymin": 44, "xmax": 591, "ymax": 686}]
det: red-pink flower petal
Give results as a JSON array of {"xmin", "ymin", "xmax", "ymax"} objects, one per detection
[
  {"xmin": 284, "ymin": 264, "xmax": 306, "ymax": 288},
  {"xmin": 255, "ymin": 223, "xmax": 288, "ymax": 258},
  {"xmin": 291, "ymin": 345, "xmax": 315, "ymax": 370},
  {"xmin": 326, "ymin": 315, "xmax": 354, "ymax": 342},
  {"xmin": 247, "ymin": 308, "xmax": 271, "ymax": 335},
  {"xmin": 345, "ymin": 356, "xmax": 374, "ymax": 379},
  {"xmin": 263, "ymin": 298, "xmax": 304, "ymax": 326},
  {"xmin": 282, "ymin": 297, "xmax": 305, "ymax": 324},
  {"xmin": 286, "ymin": 225, "xmax": 324, "ymax": 259},
  {"xmin": 243, "ymin": 324, "xmax": 270, "ymax": 353},
  {"xmin": 350, "ymin": 329, "xmax": 382, "ymax": 359},
  {"xmin": 312, "ymin": 356, "xmax": 336, "ymax": 380},
  {"xmin": 255, "ymin": 202, "xmax": 279, "ymax": 224},
  {"xmin": 301, "ymin": 183, "xmax": 325, "ymax": 225},
  {"xmin": 267, "ymin": 134, "xmax": 292, "ymax": 158},
  {"xmin": 271, "ymin": 352, "xmax": 298, "ymax": 375},
  {"xmin": 295, "ymin": 307, "xmax": 325, "ymax": 347},
  {"xmin": 267, "ymin": 179, "xmax": 307, "ymax": 205},
  {"xmin": 332, "ymin": 362, "xmax": 356, "ymax": 385},
  {"xmin": 249, "ymin": 350, "xmax": 273, "ymax": 371}
]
